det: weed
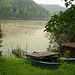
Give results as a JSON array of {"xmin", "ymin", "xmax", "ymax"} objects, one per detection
[
  {"xmin": 0, "ymin": 58, "xmax": 75, "ymax": 75},
  {"xmin": 64, "ymin": 50, "xmax": 70, "ymax": 58}
]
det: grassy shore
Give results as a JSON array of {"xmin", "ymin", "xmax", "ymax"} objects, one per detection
[{"xmin": 0, "ymin": 57, "xmax": 75, "ymax": 75}]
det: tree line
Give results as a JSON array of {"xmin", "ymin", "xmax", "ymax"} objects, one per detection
[{"xmin": 0, "ymin": 0, "xmax": 50, "ymax": 20}]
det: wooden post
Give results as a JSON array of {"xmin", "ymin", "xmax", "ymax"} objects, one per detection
[
  {"xmin": 8, "ymin": 49, "xmax": 9, "ymax": 58},
  {"xmin": 17, "ymin": 44, "xmax": 19, "ymax": 49},
  {"xmin": 26, "ymin": 43, "xmax": 27, "ymax": 52},
  {"xmin": 12, "ymin": 44, "xmax": 13, "ymax": 50}
]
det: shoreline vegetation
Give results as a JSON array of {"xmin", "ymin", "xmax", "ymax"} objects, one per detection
[
  {"xmin": 0, "ymin": 57, "xmax": 75, "ymax": 75},
  {"xmin": 0, "ymin": 47, "xmax": 75, "ymax": 75}
]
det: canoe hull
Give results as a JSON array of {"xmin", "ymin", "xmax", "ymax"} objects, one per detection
[
  {"xmin": 59, "ymin": 57, "xmax": 75, "ymax": 62},
  {"xmin": 23, "ymin": 56, "xmax": 62, "ymax": 69}
]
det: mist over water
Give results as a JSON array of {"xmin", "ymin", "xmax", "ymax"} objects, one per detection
[{"xmin": 0, "ymin": 20, "xmax": 49, "ymax": 56}]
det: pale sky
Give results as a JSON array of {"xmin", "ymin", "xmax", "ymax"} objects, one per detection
[{"xmin": 33, "ymin": 0, "xmax": 75, "ymax": 7}]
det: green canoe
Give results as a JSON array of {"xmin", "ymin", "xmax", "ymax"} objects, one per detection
[
  {"xmin": 59, "ymin": 57, "xmax": 75, "ymax": 62},
  {"xmin": 23, "ymin": 56, "xmax": 62, "ymax": 69}
]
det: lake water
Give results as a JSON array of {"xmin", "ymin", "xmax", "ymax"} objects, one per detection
[{"xmin": 0, "ymin": 20, "xmax": 49, "ymax": 56}]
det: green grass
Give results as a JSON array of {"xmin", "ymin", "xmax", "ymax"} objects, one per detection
[{"xmin": 0, "ymin": 58, "xmax": 75, "ymax": 75}]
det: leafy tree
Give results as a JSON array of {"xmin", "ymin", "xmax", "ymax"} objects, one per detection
[
  {"xmin": 45, "ymin": 4, "xmax": 75, "ymax": 50},
  {"xmin": 15, "ymin": 9, "xmax": 19, "ymax": 16},
  {"xmin": 63, "ymin": 0, "xmax": 75, "ymax": 32},
  {"xmin": 8, "ymin": 9, "xmax": 13, "ymax": 16},
  {"xmin": 0, "ymin": 0, "xmax": 50, "ymax": 20},
  {"xmin": 62, "ymin": 0, "xmax": 74, "ymax": 7}
]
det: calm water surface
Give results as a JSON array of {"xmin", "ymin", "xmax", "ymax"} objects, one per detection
[{"xmin": 0, "ymin": 20, "xmax": 49, "ymax": 56}]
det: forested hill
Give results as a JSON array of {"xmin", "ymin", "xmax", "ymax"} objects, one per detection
[
  {"xmin": 0, "ymin": 0, "xmax": 50, "ymax": 20},
  {"xmin": 40, "ymin": 4, "xmax": 66, "ymax": 16}
]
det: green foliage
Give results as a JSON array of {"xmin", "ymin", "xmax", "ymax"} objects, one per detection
[
  {"xmin": 0, "ymin": 58, "xmax": 75, "ymax": 75},
  {"xmin": 0, "ymin": 0, "xmax": 50, "ymax": 20},
  {"xmin": 0, "ymin": 51, "xmax": 2, "ymax": 57},
  {"xmin": 17, "ymin": 48, "xmax": 22, "ymax": 58},
  {"xmin": 45, "ymin": 5, "xmax": 75, "ymax": 49},
  {"xmin": 62, "ymin": 0, "xmax": 74, "ymax": 7},
  {"xmin": 0, "ymin": 24, "xmax": 3, "ymax": 48},
  {"xmin": 64, "ymin": 51, "xmax": 70, "ymax": 58},
  {"xmin": 0, "ymin": 24, "xmax": 2, "ymax": 39},
  {"xmin": 0, "ymin": 24, "xmax": 3, "ymax": 56}
]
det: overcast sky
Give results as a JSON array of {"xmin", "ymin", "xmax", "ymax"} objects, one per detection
[{"xmin": 33, "ymin": 0, "xmax": 75, "ymax": 7}]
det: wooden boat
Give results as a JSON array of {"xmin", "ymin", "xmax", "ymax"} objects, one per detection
[
  {"xmin": 22, "ymin": 56, "xmax": 62, "ymax": 69},
  {"xmin": 59, "ymin": 57, "xmax": 75, "ymax": 62}
]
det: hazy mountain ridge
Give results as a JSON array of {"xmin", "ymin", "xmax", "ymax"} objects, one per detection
[
  {"xmin": 40, "ymin": 4, "xmax": 66, "ymax": 16},
  {"xmin": 0, "ymin": 0, "xmax": 50, "ymax": 20}
]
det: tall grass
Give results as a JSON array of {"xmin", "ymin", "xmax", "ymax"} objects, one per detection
[{"xmin": 0, "ymin": 57, "xmax": 75, "ymax": 75}]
